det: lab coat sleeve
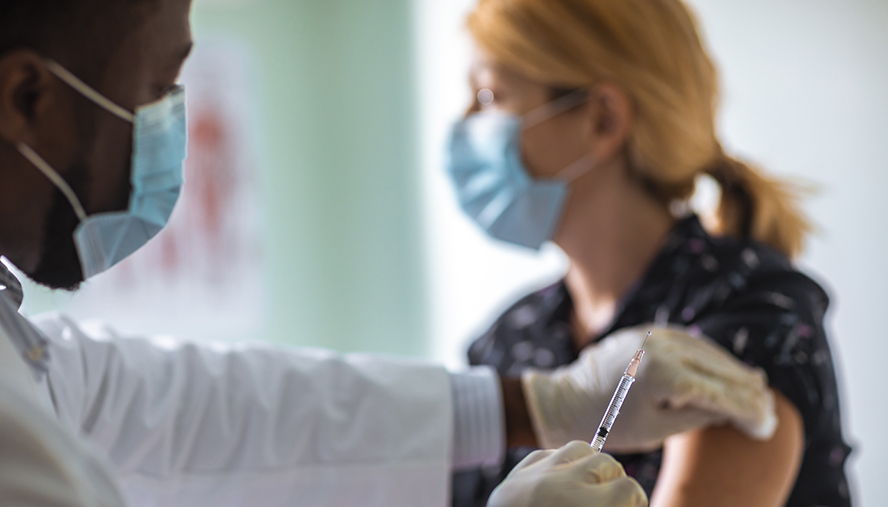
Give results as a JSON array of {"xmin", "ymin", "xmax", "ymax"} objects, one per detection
[{"xmin": 33, "ymin": 314, "xmax": 454, "ymax": 507}]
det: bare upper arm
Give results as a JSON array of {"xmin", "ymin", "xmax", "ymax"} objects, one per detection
[{"xmin": 651, "ymin": 390, "xmax": 804, "ymax": 507}]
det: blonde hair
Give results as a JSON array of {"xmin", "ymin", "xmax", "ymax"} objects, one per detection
[{"xmin": 468, "ymin": 0, "xmax": 811, "ymax": 258}]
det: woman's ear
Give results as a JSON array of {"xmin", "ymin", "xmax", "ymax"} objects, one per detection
[
  {"xmin": 584, "ymin": 83, "xmax": 633, "ymax": 162},
  {"xmin": 0, "ymin": 50, "xmax": 55, "ymax": 145}
]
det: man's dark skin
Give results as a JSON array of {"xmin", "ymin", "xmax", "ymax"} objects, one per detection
[{"xmin": 0, "ymin": 0, "xmax": 536, "ymax": 466}]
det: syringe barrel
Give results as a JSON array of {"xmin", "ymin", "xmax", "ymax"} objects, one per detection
[{"xmin": 596, "ymin": 374, "xmax": 636, "ymax": 435}]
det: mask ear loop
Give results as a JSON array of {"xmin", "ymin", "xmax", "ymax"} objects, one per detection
[
  {"xmin": 555, "ymin": 153, "xmax": 597, "ymax": 183},
  {"xmin": 16, "ymin": 143, "xmax": 88, "ymax": 222},
  {"xmin": 522, "ymin": 90, "xmax": 590, "ymax": 129},
  {"xmin": 45, "ymin": 60, "xmax": 135, "ymax": 123},
  {"xmin": 522, "ymin": 90, "xmax": 598, "ymax": 183},
  {"xmin": 21, "ymin": 60, "xmax": 137, "ymax": 223}
]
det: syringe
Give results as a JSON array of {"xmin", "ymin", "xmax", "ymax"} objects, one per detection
[{"xmin": 590, "ymin": 330, "xmax": 651, "ymax": 453}]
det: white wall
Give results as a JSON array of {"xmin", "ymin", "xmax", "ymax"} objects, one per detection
[{"xmin": 414, "ymin": 0, "xmax": 888, "ymax": 504}]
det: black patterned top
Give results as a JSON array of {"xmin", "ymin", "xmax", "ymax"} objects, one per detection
[{"xmin": 451, "ymin": 215, "xmax": 853, "ymax": 507}]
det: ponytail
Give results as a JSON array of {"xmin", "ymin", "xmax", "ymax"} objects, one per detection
[{"xmin": 705, "ymin": 152, "xmax": 812, "ymax": 259}]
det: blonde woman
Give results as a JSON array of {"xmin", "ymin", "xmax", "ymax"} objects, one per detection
[{"xmin": 445, "ymin": 0, "xmax": 852, "ymax": 505}]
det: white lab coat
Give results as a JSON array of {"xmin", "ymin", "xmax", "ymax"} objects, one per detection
[
  {"xmin": 3, "ymin": 312, "xmax": 454, "ymax": 507},
  {"xmin": 0, "ymin": 319, "xmax": 127, "ymax": 507}
]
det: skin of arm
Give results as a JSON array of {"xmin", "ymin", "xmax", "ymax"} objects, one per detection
[
  {"xmin": 651, "ymin": 390, "xmax": 804, "ymax": 507},
  {"xmin": 500, "ymin": 377, "xmax": 540, "ymax": 448}
]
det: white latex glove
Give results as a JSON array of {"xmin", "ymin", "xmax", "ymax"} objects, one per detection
[
  {"xmin": 522, "ymin": 325, "xmax": 777, "ymax": 453},
  {"xmin": 488, "ymin": 441, "xmax": 647, "ymax": 507}
]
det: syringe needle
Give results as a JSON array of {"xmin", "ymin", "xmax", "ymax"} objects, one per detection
[{"xmin": 640, "ymin": 330, "xmax": 652, "ymax": 350}]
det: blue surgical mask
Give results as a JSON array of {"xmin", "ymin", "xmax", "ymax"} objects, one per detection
[
  {"xmin": 445, "ymin": 92, "xmax": 594, "ymax": 250},
  {"xmin": 17, "ymin": 60, "xmax": 187, "ymax": 279}
]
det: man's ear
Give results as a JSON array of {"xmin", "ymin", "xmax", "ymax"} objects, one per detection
[{"xmin": 0, "ymin": 50, "xmax": 56, "ymax": 146}]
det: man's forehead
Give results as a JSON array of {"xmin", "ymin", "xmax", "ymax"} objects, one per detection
[
  {"xmin": 86, "ymin": 0, "xmax": 192, "ymax": 105},
  {"xmin": 135, "ymin": 0, "xmax": 193, "ymax": 55}
]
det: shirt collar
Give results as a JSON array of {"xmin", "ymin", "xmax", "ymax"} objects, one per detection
[
  {"xmin": 0, "ymin": 262, "xmax": 24, "ymax": 308},
  {"xmin": 0, "ymin": 261, "xmax": 24, "ymax": 310},
  {"xmin": 0, "ymin": 265, "xmax": 49, "ymax": 379}
]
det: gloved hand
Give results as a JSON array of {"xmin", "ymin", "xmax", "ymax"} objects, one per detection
[
  {"xmin": 522, "ymin": 325, "xmax": 777, "ymax": 453},
  {"xmin": 488, "ymin": 441, "xmax": 647, "ymax": 507}
]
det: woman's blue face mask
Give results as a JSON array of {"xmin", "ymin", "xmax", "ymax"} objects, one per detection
[{"xmin": 445, "ymin": 90, "xmax": 594, "ymax": 250}]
